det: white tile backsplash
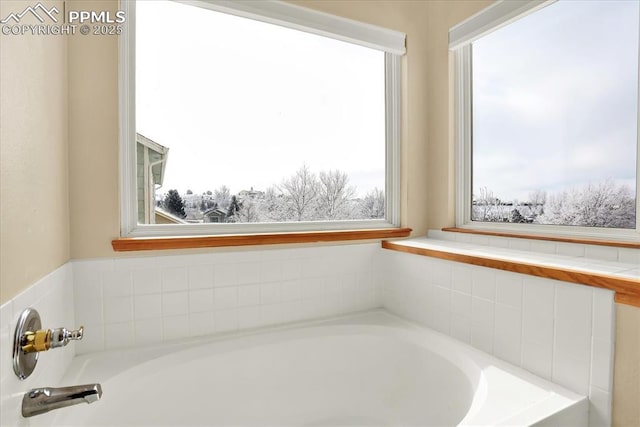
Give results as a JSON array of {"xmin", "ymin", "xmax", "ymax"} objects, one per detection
[
  {"xmin": 163, "ymin": 314, "xmax": 190, "ymax": 340},
  {"xmin": 593, "ymin": 287, "xmax": 616, "ymax": 342},
  {"xmin": 589, "ymin": 385, "xmax": 613, "ymax": 427},
  {"xmin": 103, "ymin": 270, "xmax": 132, "ymax": 297},
  {"xmin": 451, "ymin": 291, "xmax": 471, "ymax": 316},
  {"xmin": 132, "ymin": 268, "xmax": 161, "ymax": 295},
  {"xmin": 189, "ymin": 311, "xmax": 216, "ymax": 336},
  {"xmin": 552, "ymin": 350, "xmax": 591, "ymax": 395},
  {"xmin": 556, "ymin": 242, "xmax": 586, "ymax": 258},
  {"xmin": 585, "ymin": 245, "xmax": 619, "ymax": 262},
  {"xmin": 493, "ymin": 303, "xmax": 522, "ymax": 366},
  {"xmin": 69, "ymin": 243, "xmax": 381, "ymax": 354},
  {"xmin": 618, "ymin": 248, "xmax": 640, "ymax": 265},
  {"xmin": 530, "ymin": 240, "xmax": 557, "ymax": 254},
  {"xmin": 0, "ymin": 235, "xmax": 624, "ymax": 427},
  {"xmin": 213, "ymin": 263, "xmax": 238, "ymax": 287},
  {"xmin": 105, "ymin": 321, "xmax": 135, "ymax": 349},
  {"xmin": 238, "ymin": 284, "xmax": 261, "ymax": 307},
  {"xmin": 555, "ymin": 283, "xmax": 593, "ymax": 362},
  {"xmin": 452, "ymin": 265, "xmax": 473, "ymax": 294},
  {"xmin": 161, "ymin": 291, "xmax": 189, "ymax": 317},
  {"xmin": 104, "ymin": 295, "xmax": 133, "ymax": 323},
  {"xmin": 0, "ymin": 264, "xmax": 76, "ymax": 426},
  {"xmin": 161, "ymin": 267, "xmax": 188, "ymax": 292},
  {"xmin": 590, "ymin": 337, "xmax": 614, "ymax": 392},
  {"xmin": 135, "ymin": 318, "xmax": 165, "ymax": 344},
  {"xmin": 521, "ymin": 337, "xmax": 554, "ymax": 380},
  {"xmin": 214, "ymin": 286, "xmax": 239, "ymax": 309},
  {"xmin": 431, "ymin": 261, "xmax": 452, "ymax": 288},
  {"xmin": 236, "ymin": 262, "xmax": 261, "ymax": 285},
  {"xmin": 523, "ymin": 300, "xmax": 554, "ymax": 345},
  {"xmin": 495, "ymin": 271, "xmax": 523, "ymax": 308},
  {"xmin": 187, "ymin": 265, "xmax": 214, "ymax": 290},
  {"xmin": 383, "ymin": 231, "xmax": 623, "ymax": 427},
  {"xmin": 188, "ymin": 289, "xmax": 214, "ymax": 313},
  {"xmin": 215, "ymin": 308, "xmax": 238, "ymax": 332},
  {"xmin": 237, "ymin": 305, "xmax": 263, "ymax": 329},
  {"xmin": 471, "ymin": 268, "xmax": 496, "ymax": 301}
]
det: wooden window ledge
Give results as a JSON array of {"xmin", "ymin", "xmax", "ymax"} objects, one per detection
[
  {"xmin": 382, "ymin": 237, "xmax": 640, "ymax": 307},
  {"xmin": 112, "ymin": 228, "xmax": 412, "ymax": 252}
]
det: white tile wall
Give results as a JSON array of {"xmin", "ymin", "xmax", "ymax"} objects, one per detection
[
  {"xmin": 383, "ymin": 231, "xmax": 624, "ymax": 427},
  {"xmin": 0, "ymin": 233, "xmax": 628, "ymax": 427},
  {"xmin": 72, "ymin": 243, "xmax": 383, "ymax": 354},
  {"xmin": 0, "ymin": 264, "xmax": 76, "ymax": 427}
]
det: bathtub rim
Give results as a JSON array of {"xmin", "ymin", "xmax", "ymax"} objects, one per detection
[{"xmin": 53, "ymin": 309, "xmax": 585, "ymax": 427}]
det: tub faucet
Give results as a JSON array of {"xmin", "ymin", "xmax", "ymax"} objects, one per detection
[{"xmin": 22, "ymin": 384, "xmax": 103, "ymax": 417}]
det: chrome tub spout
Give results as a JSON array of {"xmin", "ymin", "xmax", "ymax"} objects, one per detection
[{"xmin": 22, "ymin": 383, "xmax": 102, "ymax": 417}]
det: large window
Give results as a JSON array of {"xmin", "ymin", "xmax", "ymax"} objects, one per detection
[
  {"xmin": 452, "ymin": 0, "xmax": 639, "ymax": 239},
  {"xmin": 120, "ymin": 0, "xmax": 405, "ymax": 237}
]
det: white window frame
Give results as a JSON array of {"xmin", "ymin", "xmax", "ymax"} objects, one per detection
[
  {"xmin": 119, "ymin": 0, "xmax": 405, "ymax": 237},
  {"xmin": 451, "ymin": 0, "xmax": 640, "ymax": 242}
]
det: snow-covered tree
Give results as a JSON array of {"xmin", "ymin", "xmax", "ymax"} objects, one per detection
[
  {"xmin": 237, "ymin": 197, "xmax": 260, "ymax": 223},
  {"xmin": 360, "ymin": 188, "xmax": 385, "ymax": 219},
  {"xmin": 226, "ymin": 195, "xmax": 242, "ymax": 222},
  {"xmin": 510, "ymin": 208, "xmax": 526, "ymax": 223},
  {"xmin": 472, "ymin": 187, "xmax": 509, "ymax": 222},
  {"xmin": 318, "ymin": 169, "xmax": 356, "ymax": 219},
  {"xmin": 280, "ymin": 164, "xmax": 319, "ymax": 221},
  {"xmin": 213, "ymin": 185, "xmax": 231, "ymax": 211},
  {"xmin": 260, "ymin": 186, "xmax": 289, "ymax": 222},
  {"xmin": 540, "ymin": 180, "xmax": 635, "ymax": 228},
  {"xmin": 163, "ymin": 189, "xmax": 186, "ymax": 218}
]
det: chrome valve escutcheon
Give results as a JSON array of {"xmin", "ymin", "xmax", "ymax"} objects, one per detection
[{"xmin": 13, "ymin": 308, "xmax": 84, "ymax": 380}]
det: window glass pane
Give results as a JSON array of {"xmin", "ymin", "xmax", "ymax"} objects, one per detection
[
  {"xmin": 471, "ymin": 0, "xmax": 638, "ymax": 228},
  {"xmin": 136, "ymin": 1, "xmax": 386, "ymax": 225}
]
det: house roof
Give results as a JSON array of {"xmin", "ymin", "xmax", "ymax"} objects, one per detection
[
  {"xmin": 155, "ymin": 207, "xmax": 187, "ymax": 224},
  {"xmin": 137, "ymin": 133, "xmax": 169, "ymax": 187},
  {"xmin": 203, "ymin": 208, "xmax": 227, "ymax": 217},
  {"xmin": 137, "ymin": 133, "xmax": 169, "ymax": 155}
]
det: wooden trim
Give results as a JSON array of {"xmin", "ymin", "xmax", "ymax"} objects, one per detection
[
  {"xmin": 614, "ymin": 293, "xmax": 640, "ymax": 307},
  {"xmin": 112, "ymin": 228, "xmax": 412, "ymax": 251},
  {"xmin": 382, "ymin": 241, "xmax": 640, "ymax": 308},
  {"xmin": 442, "ymin": 227, "xmax": 640, "ymax": 249}
]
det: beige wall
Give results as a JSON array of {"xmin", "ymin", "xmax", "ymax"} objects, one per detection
[
  {"xmin": 613, "ymin": 304, "xmax": 640, "ymax": 426},
  {"xmin": 67, "ymin": 0, "xmax": 120, "ymax": 260},
  {"xmin": 0, "ymin": 0, "xmax": 70, "ymax": 304}
]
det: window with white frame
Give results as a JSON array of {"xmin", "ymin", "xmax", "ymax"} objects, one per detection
[
  {"xmin": 120, "ymin": 0, "xmax": 405, "ymax": 237},
  {"xmin": 451, "ymin": 0, "xmax": 639, "ymax": 239}
]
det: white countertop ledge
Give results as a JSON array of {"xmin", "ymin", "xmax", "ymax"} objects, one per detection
[{"xmin": 383, "ymin": 237, "xmax": 639, "ymax": 282}]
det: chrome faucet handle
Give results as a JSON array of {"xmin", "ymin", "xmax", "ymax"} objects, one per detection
[
  {"xmin": 13, "ymin": 308, "xmax": 87, "ymax": 380},
  {"xmin": 50, "ymin": 326, "xmax": 84, "ymax": 349}
]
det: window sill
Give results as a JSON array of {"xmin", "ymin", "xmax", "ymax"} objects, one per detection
[
  {"xmin": 443, "ymin": 227, "xmax": 640, "ymax": 249},
  {"xmin": 112, "ymin": 228, "xmax": 412, "ymax": 252},
  {"xmin": 382, "ymin": 237, "xmax": 640, "ymax": 307}
]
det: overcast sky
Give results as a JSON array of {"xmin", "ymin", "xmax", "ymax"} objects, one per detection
[
  {"xmin": 137, "ymin": 0, "xmax": 639, "ymax": 202},
  {"xmin": 136, "ymin": 1, "xmax": 385, "ymax": 197},
  {"xmin": 472, "ymin": 0, "xmax": 639, "ymax": 202}
]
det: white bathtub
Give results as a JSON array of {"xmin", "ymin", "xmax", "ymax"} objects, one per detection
[{"xmin": 47, "ymin": 310, "xmax": 586, "ymax": 426}]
